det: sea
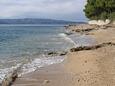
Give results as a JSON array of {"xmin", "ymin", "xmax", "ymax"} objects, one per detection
[{"xmin": 0, "ymin": 24, "xmax": 95, "ymax": 82}]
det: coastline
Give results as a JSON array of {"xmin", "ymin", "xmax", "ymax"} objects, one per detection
[{"xmin": 4, "ymin": 23, "xmax": 115, "ymax": 86}]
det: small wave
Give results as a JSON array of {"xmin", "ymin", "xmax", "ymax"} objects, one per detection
[
  {"xmin": 20, "ymin": 56, "xmax": 64, "ymax": 76},
  {"xmin": 0, "ymin": 64, "xmax": 21, "ymax": 82},
  {"xmin": 59, "ymin": 33, "xmax": 77, "ymax": 47},
  {"xmin": 0, "ymin": 55, "xmax": 64, "ymax": 83}
]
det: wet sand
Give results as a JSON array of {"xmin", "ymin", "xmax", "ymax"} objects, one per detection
[{"xmin": 13, "ymin": 63, "xmax": 73, "ymax": 86}]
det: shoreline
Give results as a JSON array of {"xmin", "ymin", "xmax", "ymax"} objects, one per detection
[
  {"xmin": 3, "ymin": 23, "xmax": 115, "ymax": 86},
  {"xmin": 12, "ymin": 62, "xmax": 74, "ymax": 86}
]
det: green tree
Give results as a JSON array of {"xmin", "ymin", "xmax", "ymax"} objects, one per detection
[{"xmin": 84, "ymin": 0, "xmax": 115, "ymax": 20}]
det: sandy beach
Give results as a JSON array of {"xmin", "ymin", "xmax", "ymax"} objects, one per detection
[
  {"xmin": 11, "ymin": 24, "xmax": 115, "ymax": 86},
  {"xmin": 66, "ymin": 24, "xmax": 115, "ymax": 86}
]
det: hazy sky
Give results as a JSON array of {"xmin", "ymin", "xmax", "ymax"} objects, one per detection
[{"xmin": 0, "ymin": 0, "xmax": 87, "ymax": 21}]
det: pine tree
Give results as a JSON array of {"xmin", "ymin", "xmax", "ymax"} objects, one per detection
[{"xmin": 84, "ymin": 0, "xmax": 115, "ymax": 20}]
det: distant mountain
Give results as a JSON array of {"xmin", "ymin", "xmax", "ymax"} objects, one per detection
[{"xmin": 0, "ymin": 18, "xmax": 84, "ymax": 24}]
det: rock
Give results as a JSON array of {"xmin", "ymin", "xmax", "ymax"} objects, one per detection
[
  {"xmin": 43, "ymin": 80, "xmax": 50, "ymax": 84},
  {"xmin": 59, "ymin": 52, "xmax": 67, "ymax": 56},
  {"xmin": 48, "ymin": 51, "xmax": 67, "ymax": 56},
  {"xmin": 48, "ymin": 52, "xmax": 57, "ymax": 56},
  {"xmin": 65, "ymin": 24, "xmax": 98, "ymax": 34},
  {"xmin": 75, "ymin": 28, "xmax": 94, "ymax": 33},
  {"xmin": 70, "ymin": 42, "xmax": 115, "ymax": 52}
]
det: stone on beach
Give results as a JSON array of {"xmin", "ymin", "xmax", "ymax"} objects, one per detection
[{"xmin": 43, "ymin": 80, "xmax": 50, "ymax": 84}]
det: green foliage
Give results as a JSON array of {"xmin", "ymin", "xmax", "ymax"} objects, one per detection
[
  {"xmin": 109, "ymin": 12, "xmax": 115, "ymax": 20},
  {"xmin": 100, "ymin": 12, "xmax": 108, "ymax": 20},
  {"xmin": 84, "ymin": 0, "xmax": 115, "ymax": 20}
]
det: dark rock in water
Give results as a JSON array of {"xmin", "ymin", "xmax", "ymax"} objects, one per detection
[
  {"xmin": 47, "ymin": 52, "xmax": 58, "ymax": 56},
  {"xmin": 59, "ymin": 52, "xmax": 67, "ymax": 56},
  {"xmin": 70, "ymin": 42, "xmax": 115, "ymax": 52},
  {"xmin": 48, "ymin": 51, "xmax": 67, "ymax": 56}
]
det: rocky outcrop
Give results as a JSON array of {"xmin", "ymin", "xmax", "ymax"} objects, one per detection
[
  {"xmin": 70, "ymin": 42, "xmax": 115, "ymax": 52},
  {"xmin": 65, "ymin": 24, "xmax": 114, "ymax": 35},
  {"xmin": 65, "ymin": 22, "xmax": 114, "ymax": 36},
  {"xmin": 65, "ymin": 24, "xmax": 98, "ymax": 32},
  {"xmin": 73, "ymin": 28, "xmax": 95, "ymax": 33}
]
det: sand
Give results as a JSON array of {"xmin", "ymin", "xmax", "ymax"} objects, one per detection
[
  {"xmin": 12, "ymin": 24, "xmax": 115, "ymax": 86},
  {"xmin": 66, "ymin": 24, "xmax": 115, "ymax": 86},
  {"xmin": 66, "ymin": 45, "xmax": 115, "ymax": 86},
  {"xmin": 12, "ymin": 63, "xmax": 73, "ymax": 86},
  {"xmin": 88, "ymin": 26, "xmax": 115, "ymax": 43}
]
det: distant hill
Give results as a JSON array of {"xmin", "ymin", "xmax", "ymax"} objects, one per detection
[{"xmin": 0, "ymin": 18, "xmax": 84, "ymax": 24}]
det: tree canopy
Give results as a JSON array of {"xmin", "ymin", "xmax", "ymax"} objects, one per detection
[{"xmin": 84, "ymin": 0, "xmax": 115, "ymax": 20}]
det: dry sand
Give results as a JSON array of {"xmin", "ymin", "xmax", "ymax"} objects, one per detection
[
  {"xmin": 66, "ymin": 24, "xmax": 115, "ymax": 86},
  {"xmin": 66, "ymin": 45, "xmax": 115, "ymax": 86},
  {"xmin": 88, "ymin": 26, "xmax": 115, "ymax": 43}
]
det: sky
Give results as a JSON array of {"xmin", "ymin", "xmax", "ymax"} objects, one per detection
[{"xmin": 0, "ymin": 0, "xmax": 87, "ymax": 21}]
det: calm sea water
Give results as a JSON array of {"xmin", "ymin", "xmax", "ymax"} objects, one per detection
[
  {"xmin": 0, "ymin": 26, "xmax": 65, "ymax": 56},
  {"xmin": 0, "ymin": 25, "xmax": 74, "ymax": 65}
]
